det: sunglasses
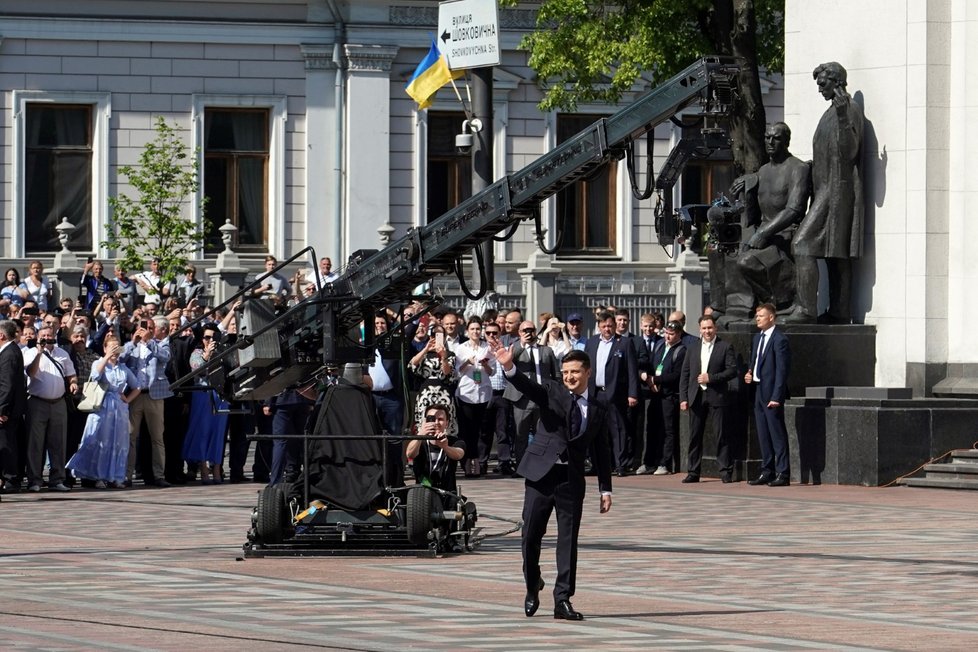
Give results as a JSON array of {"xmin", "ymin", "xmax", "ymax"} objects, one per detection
[
  {"xmin": 485, "ymin": 331, "xmax": 500, "ymax": 336},
  {"xmin": 521, "ymin": 328, "xmax": 536, "ymax": 334},
  {"xmin": 201, "ymin": 335, "xmax": 214, "ymax": 340}
]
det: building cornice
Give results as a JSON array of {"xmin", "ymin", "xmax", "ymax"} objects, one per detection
[{"xmin": 344, "ymin": 44, "xmax": 398, "ymax": 73}]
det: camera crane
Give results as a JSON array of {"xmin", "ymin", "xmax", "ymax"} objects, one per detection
[{"xmin": 173, "ymin": 57, "xmax": 740, "ymax": 402}]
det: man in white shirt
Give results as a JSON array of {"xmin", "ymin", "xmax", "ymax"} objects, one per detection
[{"xmin": 23, "ymin": 326, "xmax": 77, "ymax": 492}]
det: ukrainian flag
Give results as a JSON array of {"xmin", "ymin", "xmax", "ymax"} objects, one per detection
[{"xmin": 406, "ymin": 37, "xmax": 463, "ymax": 110}]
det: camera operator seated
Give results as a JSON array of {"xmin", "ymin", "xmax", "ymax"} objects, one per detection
[{"xmin": 406, "ymin": 404, "xmax": 464, "ymax": 494}]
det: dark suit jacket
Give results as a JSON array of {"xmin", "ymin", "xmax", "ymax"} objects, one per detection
[
  {"xmin": 650, "ymin": 341, "xmax": 686, "ymax": 398},
  {"xmin": 0, "ymin": 341, "xmax": 27, "ymax": 421},
  {"xmin": 748, "ymin": 328, "xmax": 790, "ymax": 404},
  {"xmin": 679, "ymin": 337, "xmax": 737, "ymax": 407},
  {"xmin": 584, "ymin": 334, "xmax": 638, "ymax": 402},
  {"xmin": 507, "ymin": 370, "xmax": 613, "ymax": 495},
  {"xmin": 503, "ymin": 343, "xmax": 559, "ymax": 404}
]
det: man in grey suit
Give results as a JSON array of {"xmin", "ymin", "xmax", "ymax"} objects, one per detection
[
  {"xmin": 504, "ymin": 321, "xmax": 560, "ymax": 467},
  {"xmin": 679, "ymin": 314, "xmax": 737, "ymax": 483}
]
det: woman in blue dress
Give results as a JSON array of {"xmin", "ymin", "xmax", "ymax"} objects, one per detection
[
  {"xmin": 181, "ymin": 323, "xmax": 230, "ymax": 484},
  {"xmin": 67, "ymin": 333, "xmax": 141, "ymax": 489}
]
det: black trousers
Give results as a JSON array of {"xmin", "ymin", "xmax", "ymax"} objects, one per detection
[
  {"xmin": 687, "ymin": 398, "xmax": 731, "ymax": 476},
  {"xmin": 522, "ymin": 464, "xmax": 584, "ymax": 602},
  {"xmin": 644, "ymin": 395, "xmax": 680, "ymax": 470}
]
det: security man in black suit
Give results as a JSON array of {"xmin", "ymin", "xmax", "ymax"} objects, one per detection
[
  {"xmin": 492, "ymin": 343, "xmax": 613, "ymax": 622},
  {"xmin": 745, "ymin": 303, "xmax": 792, "ymax": 486},
  {"xmin": 0, "ymin": 320, "xmax": 28, "ymax": 498},
  {"xmin": 679, "ymin": 314, "xmax": 738, "ymax": 483},
  {"xmin": 639, "ymin": 320, "xmax": 686, "ymax": 475},
  {"xmin": 585, "ymin": 311, "xmax": 638, "ymax": 475}
]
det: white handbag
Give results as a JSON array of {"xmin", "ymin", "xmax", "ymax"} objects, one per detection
[{"xmin": 77, "ymin": 381, "xmax": 106, "ymax": 412}]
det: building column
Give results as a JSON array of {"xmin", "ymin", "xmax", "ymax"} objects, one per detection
[
  {"xmin": 343, "ymin": 44, "xmax": 398, "ymax": 256},
  {"xmin": 300, "ymin": 44, "xmax": 339, "ymax": 265},
  {"xmin": 518, "ymin": 250, "xmax": 561, "ymax": 324},
  {"xmin": 667, "ymin": 248, "xmax": 707, "ymax": 322}
]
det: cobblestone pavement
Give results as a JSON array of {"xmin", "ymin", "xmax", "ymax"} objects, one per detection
[{"xmin": 2, "ymin": 473, "xmax": 977, "ymax": 651}]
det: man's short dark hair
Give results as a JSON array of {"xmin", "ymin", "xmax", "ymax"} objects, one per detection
[
  {"xmin": 756, "ymin": 303, "xmax": 777, "ymax": 317},
  {"xmin": 425, "ymin": 404, "xmax": 450, "ymax": 419},
  {"xmin": 614, "ymin": 308, "xmax": 629, "ymax": 318},
  {"xmin": 698, "ymin": 314, "xmax": 717, "ymax": 325},
  {"xmin": 595, "ymin": 310, "xmax": 614, "ymax": 323},
  {"xmin": 562, "ymin": 349, "xmax": 591, "ymax": 369}
]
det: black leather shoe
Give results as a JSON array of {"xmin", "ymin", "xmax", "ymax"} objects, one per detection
[
  {"xmin": 768, "ymin": 474, "xmax": 790, "ymax": 487},
  {"xmin": 681, "ymin": 474, "xmax": 699, "ymax": 483},
  {"xmin": 748, "ymin": 474, "xmax": 774, "ymax": 486},
  {"xmin": 525, "ymin": 578, "xmax": 544, "ymax": 617},
  {"xmin": 554, "ymin": 599, "xmax": 584, "ymax": 621},
  {"xmin": 721, "ymin": 471, "xmax": 733, "ymax": 483}
]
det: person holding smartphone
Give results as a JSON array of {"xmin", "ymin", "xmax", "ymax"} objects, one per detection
[
  {"xmin": 407, "ymin": 324, "xmax": 457, "ymax": 439},
  {"xmin": 454, "ymin": 316, "xmax": 495, "ymax": 477},
  {"xmin": 406, "ymin": 405, "xmax": 464, "ymax": 493}
]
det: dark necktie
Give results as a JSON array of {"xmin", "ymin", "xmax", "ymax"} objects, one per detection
[{"xmin": 570, "ymin": 393, "xmax": 582, "ymax": 437}]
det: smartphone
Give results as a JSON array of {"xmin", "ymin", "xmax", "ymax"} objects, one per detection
[
  {"xmin": 87, "ymin": 255, "xmax": 94, "ymax": 263},
  {"xmin": 435, "ymin": 332, "xmax": 444, "ymax": 348}
]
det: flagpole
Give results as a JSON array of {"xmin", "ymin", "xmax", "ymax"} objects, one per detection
[{"xmin": 470, "ymin": 66, "xmax": 494, "ymax": 287}]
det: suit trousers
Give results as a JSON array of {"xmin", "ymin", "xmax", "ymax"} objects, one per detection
[
  {"xmin": 128, "ymin": 394, "xmax": 166, "ymax": 481},
  {"xmin": 163, "ymin": 394, "xmax": 191, "ymax": 482},
  {"xmin": 645, "ymin": 395, "xmax": 680, "ymax": 470},
  {"xmin": 0, "ymin": 418, "xmax": 23, "ymax": 484},
  {"xmin": 27, "ymin": 397, "xmax": 69, "ymax": 486},
  {"xmin": 480, "ymin": 391, "xmax": 511, "ymax": 465},
  {"xmin": 687, "ymin": 397, "xmax": 731, "ymax": 477},
  {"xmin": 754, "ymin": 393, "xmax": 790, "ymax": 475},
  {"xmin": 522, "ymin": 464, "xmax": 584, "ymax": 602},
  {"xmin": 596, "ymin": 392, "xmax": 630, "ymax": 470}
]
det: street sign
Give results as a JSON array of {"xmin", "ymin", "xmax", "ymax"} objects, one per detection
[{"xmin": 437, "ymin": 0, "xmax": 500, "ymax": 70}]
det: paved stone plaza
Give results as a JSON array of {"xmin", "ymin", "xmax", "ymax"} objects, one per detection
[{"xmin": 2, "ymin": 473, "xmax": 977, "ymax": 650}]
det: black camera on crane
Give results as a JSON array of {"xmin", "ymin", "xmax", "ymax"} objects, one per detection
[{"xmin": 660, "ymin": 197, "xmax": 743, "ymax": 255}]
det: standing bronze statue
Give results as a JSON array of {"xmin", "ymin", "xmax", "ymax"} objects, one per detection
[
  {"xmin": 784, "ymin": 61, "xmax": 864, "ymax": 324},
  {"xmin": 732, "ymin": 122, "xmax": 811, "ymax": 311}
]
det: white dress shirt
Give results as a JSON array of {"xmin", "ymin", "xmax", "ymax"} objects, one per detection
[
  {"xmin": 699, "ymin": 339, "xmax": 714, "ymax": 390},
  {"xmin": 23, "ymin": 345, "xmax": 76, "ymax": 400},
  {"xmin": 594, "ymin": 337, "xmax": 614, "ymax": 387}
]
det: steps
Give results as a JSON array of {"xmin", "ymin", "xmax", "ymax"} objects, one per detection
[{"xmin": 903, "ymin": 449, "xmax": 978, "ymax": 490}]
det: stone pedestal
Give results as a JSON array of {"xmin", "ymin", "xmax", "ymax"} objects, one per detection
[
  {"xmin": 205, "ymin": 251, "xmax": 249, "ymax": 306},
  {"xmin": 787, "ymin": 387, "xmax": 978, "ymax": 486},
  {"xmin": 518, "ymin": 251, "xmax": 561, "ymax": 324},
  {"xmin": 666, "ymin": 248, "xmax": 707, "ymax": 321},
  {"xmin": 680, "ymin": 324, "xmax": 878, "ymax": 481}
]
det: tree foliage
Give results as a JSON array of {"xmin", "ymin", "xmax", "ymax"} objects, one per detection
[
  {"xmin": 501, "ymin": 0, "xmax": 784, "ymax": 174},
  {"xmin": 105, "ymin": 117, "xmax": 207, "ymax": 286}
]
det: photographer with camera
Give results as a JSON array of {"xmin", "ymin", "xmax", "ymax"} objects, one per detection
[{"xmin": 406, "ymin": 404, "xmax": 464, "ymax": 493}]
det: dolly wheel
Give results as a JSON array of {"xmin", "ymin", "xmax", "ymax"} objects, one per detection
[
  {"xmin": 256, "ymin": 485, "xmax": 288, "ymax": 544},
  {"xmin": 406, "ymin": 486, "xmax": 435, "ymax": 545}
]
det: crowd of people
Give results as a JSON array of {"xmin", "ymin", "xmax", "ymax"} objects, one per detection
[
  {"xmin": 0, "ymin": 251, "xmax": 791, "ymax": 501},
  {"xmin": 0, "ymin": 256, "xmax": 342, "ymax": 497}
]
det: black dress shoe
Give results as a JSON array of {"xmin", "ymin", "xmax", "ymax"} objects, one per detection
[
  {"xmin": 554, "ymin": 599, "xmax": 584, "ymax": 621},
  {"xmin": 524, "ymin": 578, "xmax": 545, "ymax": 617},
  {"xmin": 768, "ymin": 474, "xmax": 790, "ymax": 487},
  {"xmin": 721, "ymin": 471, "xmax": 733, "ymax": 483},
  {"xmin": 748, "ymin": 474, "xmax": 774, "ymax": 486},
  {"xmin": 681, "ymin": 474, "xmax": 699, "ymax": 483}
]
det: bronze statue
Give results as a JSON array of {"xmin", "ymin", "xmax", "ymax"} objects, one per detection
[
  {"xmin": 784, "ymin": 61, "xmax": 864, "ymax": 324},
  {"xmin": 732, "ymin": 122, "xmax": 811, "ymax": 311}
]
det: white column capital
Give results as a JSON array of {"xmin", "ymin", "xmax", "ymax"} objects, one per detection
[
  {"xmin": 299, "ymin": 43, "xmax": 336, "ymax": 71},
  {"xmin": 343, "ymin": 44, "xmax": 399, "ymax": 73}
]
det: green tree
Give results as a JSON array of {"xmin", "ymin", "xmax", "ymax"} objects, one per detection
[
  {"xmin": 105, "ymin": 116, "xmax": 207, "ymax": 288},
  {"xmin": 501, "ymin": 0, "xmax": 784, "ymax": 174}
]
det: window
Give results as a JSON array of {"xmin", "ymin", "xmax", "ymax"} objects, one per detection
[
  {"xmin": 24, "ymin": 104, "xmax": 94, "ymax": 252},
  {"xmin": 203, "ymin": 108, "xmax": 270, "ymax": 252},
  {"xmin": 556, "ymin": 114, "xmax": 616, "ymax": 255},
  {"xmin": 426, "ymin": 112, "xmax": 471, "ymax": 224}
]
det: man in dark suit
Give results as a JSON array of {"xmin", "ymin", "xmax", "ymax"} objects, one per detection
[
  {"xmin": 0, "ymin": 320, "xmax": 28, "ymax": 499},
  {"xmin": 492, "ymin": 344, "xmax": 613, "ymax": 622},
  {"xmin": 503, "ymin": 321, "xmax": 559, "ymax": 466},
  {"xmin": 585, "ymin": 311, "xmax": 638, "ymax": 475},
  {"xmin": 615, "ymin": 309, "xmax": 649, "ymax": 471},
  {"xmin": 637, "ymin": 320, "xmax": 686, "ymax": 475},
  {"xmin": 745, "ymin": 303, "xmax": 792, "ymax": 486},
  {"xmin": 679, "ymin": 314, "xmax": 737, "ymax": 483}
]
